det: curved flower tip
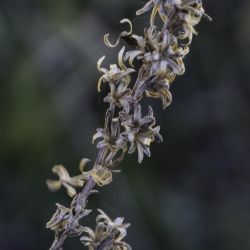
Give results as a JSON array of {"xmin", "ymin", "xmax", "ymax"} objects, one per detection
[
  {"xmin": 104, "ymin": 33, "xmax": 120, "ymax": 48},
  {"xmin": 97, "ymin": 49, "xmax": 135, "ymax": 93},
  {"xmin": 97, "ymin": 56, "xmax": 107, "ymax": 92},
  {"xmin": 104, "ymin": 18, "xmax": 133, "ymax": 48},
  {"xmin": 203, "ymin": 12, "xmax": 212, "ymax": 21},
  {"xmin": 118, "ymin": 47, "xmax": 136, "ymax": 76},
  {"xmin": 118, "ymin": 46, "xmax": 128, "ymax": 71},
  {"xmin": 120, "ymin": 18, "xmax": 133, "ymax": 36},
  {"xmin": 47, "ymin": 164, "xmax": 87, "ymax": 198},
  {"xmin": 136, "ymin": 0, "xmax": 154, "ymax": 16},
  {"xmin": 125, "ymin": 50, "xmax": 143, "ymax": 67},
  {"xmin": 97, "ymin": 56, "xmax": 106, "ymax": 73},
  {"xmin": 79, "ymin": 158, "xmax": 91, "ymax": 172}
]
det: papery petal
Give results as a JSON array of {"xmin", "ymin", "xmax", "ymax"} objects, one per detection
[
  {"xmin": 97, "ymin": 56, "xmax": 106, "ymax": 73},
  {"xmin": 128, "ymin": 141, "xmax": 136, "ymax": 154},
  {"xmin": 46, "ymin": 180, "xmax": 62, "ymax": 192},
  {"xmin": 92, "ymin": 131, "xmax": 103, "ymax": 143},
  {"xmin": 136, "ymin": 142, "xmax": 144, "ymax": 163},
  {"xmin": 52, "ymin": 165, "xmax": 70, "ymax": 180},
  {"xmin": 125, "ymin": 50, "xmax": 143, "ymax": 67},
  {"xmin": 104, "ymin": 33, "xmax": 120, "ymax": 48},
  {"xmin": 79, "ymin": 158, "xmax": 91, "ymax": 172},
  {"xmin": 62, "ymin": 181, "xmax": 77, "ymax": 197},
  {"xmin": 136, "ymin": 0, "xmax": 154, "ymax": 16},
  {"xmin": 118, "ymin": 46, "xmax": 127, "ymax": 70},
  {"xmin": 131, "ymin": 35, "xmax": 145, "ymax": 50},
  {"xmin": 120, "ymin": 18, "xmax": 133, "ymax": 35}
]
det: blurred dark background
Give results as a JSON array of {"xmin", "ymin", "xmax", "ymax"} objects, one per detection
[{"xmin": 1, "ymin": 0, "xmax": 250, "ymax": 249}]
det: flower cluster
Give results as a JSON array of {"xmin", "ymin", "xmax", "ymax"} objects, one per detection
[
  {"xmin": 81, "ymin": 209, "xmax": 131, "ymax": 250},
  {"xmin": 46, "ymin": 203, "xmax": 91, "ymax": 238},
  {"xmin": 46, "ymin": 159, "xmax": 90, "ymax": 197},
  {"xmin": 46, "ymin": 0, "xmax": 210, "ymax": 249},
  {"xmin": 120, "ymin": 105, "xmax": 162, "ymax": 163}
]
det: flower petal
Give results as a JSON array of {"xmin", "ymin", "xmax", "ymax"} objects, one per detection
[{"xmin": 136, "ymin": 0, "xmax": 154, "ymax": 16}]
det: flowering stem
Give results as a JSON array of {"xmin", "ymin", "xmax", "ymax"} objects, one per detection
[{"xmin": 46, "ymin": 1, "xmax": 211, "ymax": 249}]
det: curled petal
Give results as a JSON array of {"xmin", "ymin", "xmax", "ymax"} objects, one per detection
[
  {"xmin": 62, "ymin": 182, "xmax": 77, "ymax": 197},
  {"xmin": 92, "ymin": 130, "xmax": 105, "ymax": 144},
  {"xmin": 97, "ymin": 56, "xmax": 106, "ymax": 73},
  {"xmin": 79, "ymin": 158, "xmax": 91, "ymax": 172},
  {"xmin": 104, "ymin": 18, "xmax": 133, "ymax": 48},
  {"xmin": 150, "ymin": 5, "xmax": 158, "ymax": 26},
  {"xmin": 120, "ymin": 18, "xmax": 133, "ymax": 36},
  {"xmin": 128, "ymin": 141, "xmax": 136, "ymax": 154},
  {"xmin": 118, "ymin": 46, "xmax": 127, "ymax": 70},
  {"xmin": 125, "ymin": 50, "xmax": 143, "ymax": 67},
  {"xmin": 52, "ymin": 165, "xmax": 70, "ymax": 180},
  {"xmin": 131, "ymin": 35, "xmax": 145, "ymax": 50},
  {"xmin": 104, "ymin": 33, "xmax": 120, "ymax": 48},
  {"xmin": 136, "ymin": 142, "xmax": 144, "ymax": 164},
  {"xmin": 97, "ymin": 76, "xmax": 105, "ymax": 92},
  {"xmin": 136, "ymin": 0, "xmax": 154, "ymax": 16}
]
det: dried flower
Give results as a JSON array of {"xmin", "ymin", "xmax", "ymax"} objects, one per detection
[
  {"xmin": 97, "ymin": 47, "xmax": 135, "ymax": 93},
  {"xmin": 92, "ymin": 119, "xmax": 126, "ymax": 153},
  {"xmin": 46, "ymin": 203, "xmax": 72, "ymax": 233},
  {"xmin": 145, "ymin": 77, "xmax": 172, "ymax": 109},
  {"xmin": 136, "ymin": 0, "xmax": 182, "ymax": 25},
  {"xmin": 46, "ymin": 203, "xmax": 91, "ymax": 238},
  {"xmin": 103, "ymin": 74, "xmax": 135, "ymax": 112},
  {"xmin": 104, "ymin": 18, "xmax": 133, "ymax": 48},
  {"xmin": 46, "ymin": 0, "xmax": 211, "ymax": 248},
  {"xmin": 121, "ymin": 105, "xmax": 163, "ymax": 163},
  {"xmin": 47, "ymin": 164, "xmax": 87, "ymax": 197},
  {"xmin": 90, "ymin": 164, "xmax": 113, "ymax": 187},
  {"xmin": 142, "ymin": 32, "xmax": 188, "ymax": 81},
  {"xmin": 81, "ymin": 209, "xmax": 131, "ymax": 250}
]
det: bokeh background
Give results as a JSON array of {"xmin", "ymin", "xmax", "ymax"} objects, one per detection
[{"xmin": 1, "ymin": 0, "xmax": 250, "ymax": 249}]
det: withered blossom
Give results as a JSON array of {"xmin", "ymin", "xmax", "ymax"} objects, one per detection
[
  {"xmin": 46, "ymin": 0, "xmax": 210, "ymax": 248},
  {"xmin": 81, "ymin": 209, "xmax": 131, "ymax": 250},
  {"xmin": 47, "ymin": 164, "xmax": 89, "ymax": 198},
  {"xmin": 124, "ymin": 26, "xmax": 188, "ymax": 80},
  {"xmin": 46, "ymin": 203, "xmax": 91, "ymax": 238},
  {"xmin": 104, "ymin": 18, "xmax": 133, "ymax": 48},
  {"xmin": 144, "ymin": 28, "xmax": 189, "ymax": 77},
  {"xmin": 172, "ymin": 1, "xmax": 211, "ymax": 45},
  {"xmin": 103, "ymin": 76, "xmax": 135, "ymax": 112},
  {"xmin": 136, "ymin": 0, "xmax": 182, "ymax": 25},
  {"xmin": 97, "ymin": 47, "xmax": 135, "ymax": 92},
  {"xmin": 121, "ymin": 105, "xmax": 163, "ymax": 163},
  {"xmin": 92, "ymin": 118, "xmax": 126, "ymax": 153},
  {"xmin": 145, "ymin": 77, "xmax": 173, "ymax": 109},
  {"xmin": 90, "ymin": 164, "xmax": 113, "ymax": 187},
  {"xmin": 46, "ymin": 203, "xmax": 72, "ymax": 233}
]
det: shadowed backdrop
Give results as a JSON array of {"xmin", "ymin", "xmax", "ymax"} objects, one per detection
[{"xmin": 0, "ymin": 0, "xmax": 250, "ymax": 249}]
